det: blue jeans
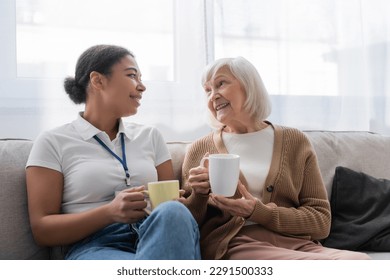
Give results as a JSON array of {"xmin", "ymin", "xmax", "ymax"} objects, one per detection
[{"xmin": 65, "ymin": 201, "xmax": 201, "ymax": 260}]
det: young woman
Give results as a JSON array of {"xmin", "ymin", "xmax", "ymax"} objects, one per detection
[{"xmin": 26, "ymin": 45, "xmax": 200, "ymax": 260}]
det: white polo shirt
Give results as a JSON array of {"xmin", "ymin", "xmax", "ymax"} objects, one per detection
[{"xmin": 26, "ymin": 113, "xmax": 171, "ymax": 214}]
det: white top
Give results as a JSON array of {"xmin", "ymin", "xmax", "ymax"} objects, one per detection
[
  {"xmin": 26, "ymin": 113, "xmax": 171, "ymax": 214},
  {"xmin": 222, "ymin": 125, "xmax": 274, "ymax": 200}
]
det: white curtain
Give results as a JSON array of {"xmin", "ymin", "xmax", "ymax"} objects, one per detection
[
  {"xmin": 0, "ymin": 0, "xmax": 211, "ymax": 141},
  {"xmin": 212, "ymin": 0, "xmax": 390, "ymax": 134},
  {"xmin": 0, "ymin": 0, "xmax": 389, "ymax": 141}
]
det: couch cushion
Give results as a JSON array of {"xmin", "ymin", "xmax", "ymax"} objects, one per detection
[
  {"xmin": 305, "ymin": 131, "xmax": 390, "ymax": 198},
  {"xmin": 322, "ymin": 166, "xmax": 390, "ymax": 251},
  {"xmin": 167, "ymin": 141, "xmax": 190, "ymax": 187},
  {"xmin": 0, "ymin": 139, "xmax": 49, "ymax": 259}
]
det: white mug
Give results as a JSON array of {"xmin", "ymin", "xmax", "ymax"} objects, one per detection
[{"xmin": 200, "ymin": 154, "xmax": 240, "ymax": 197}]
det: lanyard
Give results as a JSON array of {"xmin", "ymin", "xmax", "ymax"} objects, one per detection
[{"xmin": 93, "ymin": 133, "xmax": 131, "ymax": 186}]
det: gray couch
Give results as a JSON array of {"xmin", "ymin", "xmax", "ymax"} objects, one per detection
[{"xmin": 1, "ymin": 131, "xmax": 390, "ymax": 260}]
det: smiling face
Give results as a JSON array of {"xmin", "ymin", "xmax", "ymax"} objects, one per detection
[
  {"xmin": 204, "ymin": 66, "xmax": 253, "ymax": 132},
  {"xmin": 100, "ymin": 55, "xmax": 146, "ymax": 117}
]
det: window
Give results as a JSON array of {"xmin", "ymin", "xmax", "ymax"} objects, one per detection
[
  {"xmin": 16, "ymin": 0, "xmax": 175, "ymax": 81},
  {"xmin": 1, "ymin": 0, "xmax": 210, "ymax": 141},
  {"xmin": 212, "ymin": 0, "xmax": 390, "ymax": 133},
  {"xmin": 1, "ymin": 0, "xmax": 389, "ymax": 141},
  {"xmin": 213, "ymin": 0, "xmax": 338, "ymax": 96}
]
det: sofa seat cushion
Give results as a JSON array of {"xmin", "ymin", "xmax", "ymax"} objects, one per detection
[
  {"xmin": 323, "ymin": 166, "xmax": 390, "ymax": 251},
  {"xmin": 0, "ymin": 139, "xmax": 49, "ymax": 259}
]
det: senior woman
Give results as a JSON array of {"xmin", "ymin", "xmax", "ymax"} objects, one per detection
[{"xmin": 181, "ymin": 56, "xmax": 370, "ymax": 260}]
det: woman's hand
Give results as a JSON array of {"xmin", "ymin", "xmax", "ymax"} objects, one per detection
[
  {"xmin": 185, "ymin": 152, "xmax": 211, "ymax": 195},
  {"xmin": 187, "ymin": 163, "xmax": 211, "ymax": 195},
  {"xmin": 210, "ymin": 181, "xmax": 257, "ymax": 218},
  {"xmin": 109, "ymin": 186, "xmax": 148, "ymax": 224}
]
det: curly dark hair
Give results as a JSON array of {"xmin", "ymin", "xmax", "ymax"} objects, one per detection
[{"xmin": 64, "ymin": 45, "xmax": 134, "ymax": 104}]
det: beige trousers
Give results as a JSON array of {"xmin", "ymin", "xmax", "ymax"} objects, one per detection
[{"xmin": 223, "ymin": 225, "xmax": 371, "ymax": 260}]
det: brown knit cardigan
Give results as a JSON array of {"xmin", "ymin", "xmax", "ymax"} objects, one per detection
[{"xmin": 181, "ymin": 123, "xmax": 331, "ymax": 260}]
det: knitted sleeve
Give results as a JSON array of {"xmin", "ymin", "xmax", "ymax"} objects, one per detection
[{"xmin": 181, "ymin": 133, "xmax": 219, "ymax": 225}]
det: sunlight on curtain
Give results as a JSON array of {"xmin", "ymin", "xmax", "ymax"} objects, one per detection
[
  {"xmin": 1, "ymin": 0, "xmax": 389, "ymax": 141},
  {"xmin": 16, "ymin": 0, "xmax": 174, "ymax": 81},
  {"xmin": 6, "ymin": 0, "xmax": 210, "ymax": 141},
  {"xmin": 212, "ymin": 0, "xmax": 390, "ymax": 134}
]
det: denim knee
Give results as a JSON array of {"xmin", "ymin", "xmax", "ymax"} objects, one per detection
[
  {"xmin": 135, "ymin": 201, "xmax": 201, "ymax": 259},
  {"xmin": 153, "ymin": 201, "xmax": 194, "ymax": 224}
]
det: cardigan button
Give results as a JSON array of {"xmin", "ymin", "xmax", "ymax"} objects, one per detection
[{"xmin": 266, "ymin": 185, "xmax": 274, "ymax": 192}]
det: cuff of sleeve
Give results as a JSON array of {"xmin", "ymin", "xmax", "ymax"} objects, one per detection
[
  {"xmin": 247, "ymin": 199, "xmax": 275, "ymax": 225},
  {"xmin": 182, "ymin": 189, "xmax": 209, "ymax": 224},
  {"xmin": 186, "ymin": 189, "xmax": 210, "ymax": 205}
]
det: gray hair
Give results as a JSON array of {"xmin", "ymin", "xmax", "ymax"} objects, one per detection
[{"xmin": 201, "ymin": 56, "xmax": 272, "ymax": 128}]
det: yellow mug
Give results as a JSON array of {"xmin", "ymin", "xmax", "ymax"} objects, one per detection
[{"xmin": 144, "ymin": 180, "xmax": 180, "ymax": 211}]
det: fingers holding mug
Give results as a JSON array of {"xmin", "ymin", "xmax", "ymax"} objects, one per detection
[{"xmin": 188, "ymin": 165, "xmax": 210, "ymax": 194}]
